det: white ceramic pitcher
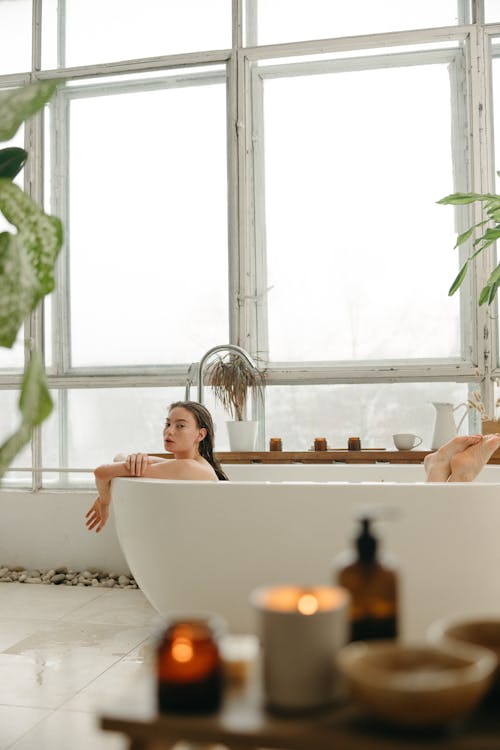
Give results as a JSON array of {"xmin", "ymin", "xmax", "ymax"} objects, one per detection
[{"xmin": 431, "ymin": 402, "xmax": 469, "ymax": 450}]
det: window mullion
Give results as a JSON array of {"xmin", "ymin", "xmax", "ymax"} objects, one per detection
[{"xmin": 469, "ymin": 26, "xmax": 496, "ymax": 417}]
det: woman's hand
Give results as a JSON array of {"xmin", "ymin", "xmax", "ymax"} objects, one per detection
[
  {"xmin": 125, "ymin": 453, "xmax": 152, "ymax": 476},
  {"xmin": 85, "ymin": 496, "xmax": 110, "ymax": 533}
]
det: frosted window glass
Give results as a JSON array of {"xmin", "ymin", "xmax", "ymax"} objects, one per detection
[
  {"xmin": 42, "ymin": 0, "xmax": 231, "ymax": 70},
  {"xmin": 262, "ymin": 61, "xmax": 461, "ymax": 361},
  {"xmin": 265, "ymin": 383, "xmax": 470, "ymax": 452},
  {"xmin": 0, "ymin": 0, "xmax": 31, "ymax": 74},
  {"xmin": 248, "ymin": 0, "xmax": 468, "ymax": 46},
  {"xmin": 66, "ymin": 75, "xmax": 228, "ymax": 367}
]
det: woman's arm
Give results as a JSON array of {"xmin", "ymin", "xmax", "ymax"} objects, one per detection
[
  {"xmin": 85, "ymin": 457, "xmax": 215, "ymax": 533},
  {"xmin": 85, "ymin": 461, "xmax": 135, "ymax": 533}
]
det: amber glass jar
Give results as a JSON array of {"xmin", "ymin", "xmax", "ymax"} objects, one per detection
[
  {"xmin": 157, "ymin": 618, "xmax": 224, "ymax": 713},
  {"xmin": 269, "ymin": 438, "xmax": 283, "ymax": 451},
  {"xmin": 348, "ymin": 437, "xmax": 361, "ymax": 451},
  {"xmin": 314, "ymin": 437, "xmax": 327, "ymax": 451}
]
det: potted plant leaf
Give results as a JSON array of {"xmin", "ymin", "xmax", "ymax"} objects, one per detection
[
  {"xmin": 0, "ymin": 82, "xmax": 63, "ymax": 480},
  {"xmin": 207, "ymin": 352, "xmax": 265, "ymax": 451},
  {"xmin": 438, "ymin": 178, "xmax": 500, "ymax": 305}
]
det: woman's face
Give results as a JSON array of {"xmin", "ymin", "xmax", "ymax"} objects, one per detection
[{"xmin": 163, "ymin": 406, "xmax": 207, "ymax": 455}]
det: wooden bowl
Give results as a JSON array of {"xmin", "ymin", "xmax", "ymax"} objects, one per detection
[
  {"xmin": 336, "ymin": 640, "xmax": 496, "ymax": 727},
  {"xmin": 429, "ymin": 616, "xmax": 500, "ymax": 686}
]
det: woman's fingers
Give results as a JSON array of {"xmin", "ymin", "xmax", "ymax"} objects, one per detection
[
  {"xmin": 125, "ymin": 453, "xmax": 149, "ymax": 475},
  {"xmin": 85, "ymin": 498, "xmax": 109, "ymax": 532}
]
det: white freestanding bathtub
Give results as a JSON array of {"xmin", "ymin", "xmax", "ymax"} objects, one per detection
[{"xmin": 112, "ymin": 463, "xmax": 500, "ymax": 638}]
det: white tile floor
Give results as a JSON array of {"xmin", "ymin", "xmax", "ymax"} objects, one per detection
[{"xmin": 0, "ymin": 583, "xmax": 163, "ymax": 749}]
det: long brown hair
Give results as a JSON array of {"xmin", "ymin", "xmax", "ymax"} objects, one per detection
[{"xmin": 168, "ymin": 401, "xmax": 228, "ymax": 481}]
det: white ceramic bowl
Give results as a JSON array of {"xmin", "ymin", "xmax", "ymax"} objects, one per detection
[{"xmin": 337, "ymin": 640, "xmax": 496, "ymax": 727}]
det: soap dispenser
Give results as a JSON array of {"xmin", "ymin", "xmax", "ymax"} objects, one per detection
[{"xmin": 334, "ymin": 512, "xmax": 398, "ymax": 642}]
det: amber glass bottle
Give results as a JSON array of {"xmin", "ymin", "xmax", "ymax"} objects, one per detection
[{"xmin": 335, "ymin": 517, "xmax": 398, "ymax": 642}]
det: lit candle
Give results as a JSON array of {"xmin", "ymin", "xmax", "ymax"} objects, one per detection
[
  {"xmin": 157, "ymin": 617, "xmax": 224, "ymax": 714},
  {"xmin": 250, "ymin": 585, "xmax": 350, "ymax": 712}
]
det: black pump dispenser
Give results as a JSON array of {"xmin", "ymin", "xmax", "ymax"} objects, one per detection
[
  {"xmin": 356, "ymin": 517, "xmax": 377, "ymax": 564},
  {"xmin": 334, "ymin": 510, "xmax": 399, "ymax": 642}
]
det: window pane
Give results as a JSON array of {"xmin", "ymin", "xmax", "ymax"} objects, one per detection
[
  {"xmin": 0, "ymin": 0, "xmax": 31, "ymax": 75},
  {"xmin": 0, "ymin": 390, "xmax": 31, "ymax": 486},
  {"xmin": 265, "ymin": 383, "xmax": 470, "ymax": 451},
  {"xmin": 42, "ymin": 0, "xmax": 231, "ymax": 70},
  {"xmin": 41, "ymin": 387, "xmax": 231, "ymax": 487},
  {"xmin": 486, "ymin": 1, "xmax": 500, "ymax": 23},
  {"xmin": 246, "ymin": 0, "xmax": 468, "ymax": 46},
  {"xmin": 260, "ymin": 55, "xmax": 463, "ymax": 361},
  {"xmin": 63, "ymin": 71, "xmax": 228, "ymax": 367}
]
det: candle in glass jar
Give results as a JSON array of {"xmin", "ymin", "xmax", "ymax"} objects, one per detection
[
  {"xmin": 250, "ymin": 585, "xmax": 350, "ymax": 712},
  {"xmin": 157, "ymin": 617, "xmax": 224, "ymax": 714},
  {"xmin": 348, "ymin": 436, "xmax": 361, "ymax": 451},
  {"xmin": 269, "ymin": 438, "xmax": 283, "ymax": 451},
  {"xmin": 314, "ymin": 437, "xmax": 327, "ymax": 451}
]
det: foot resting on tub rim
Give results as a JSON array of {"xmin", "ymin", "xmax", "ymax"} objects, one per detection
[{"xmin": 424, "ymin": 434, "xmax": 500, "ymax": 482}]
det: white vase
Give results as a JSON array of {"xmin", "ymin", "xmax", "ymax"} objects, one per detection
[{"xmin": 226, "ymin": 420, "xmax": 258, "ymax": 451}]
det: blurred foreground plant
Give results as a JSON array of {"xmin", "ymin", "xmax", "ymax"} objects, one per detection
[
  {"xmin": 438, "ymin": 181, "xmax": 500, "ymax": 305},
  {"xmin": 0, "ymin": 82, "xmax": 63, "ymax": 481}
]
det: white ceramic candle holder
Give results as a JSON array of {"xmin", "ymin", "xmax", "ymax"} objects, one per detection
[{"xmin": 250, "ymin": 584, "xmax": 350, "ymax": 712}]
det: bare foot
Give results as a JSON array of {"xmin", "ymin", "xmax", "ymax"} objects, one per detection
[
  {"xmin": 449, "ymin": 434, "xmax": 500, "ymax": 482},
  {"xmin": 424, "ymin": 435, "xmax": 482, "ymax": 482}
]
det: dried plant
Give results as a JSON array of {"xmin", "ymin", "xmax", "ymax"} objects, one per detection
[
  {"xmin": 467, "ymin": 390, "xmax": 489, "ymax": 421},
  {"xmin": 207, "ymin": 353, "xmax": 265, "ymax": 421}
]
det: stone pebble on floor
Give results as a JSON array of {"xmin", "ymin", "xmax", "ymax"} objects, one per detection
[{"xmin": 0, "ymin": 565, "xmax": 137, "ymax": 588}]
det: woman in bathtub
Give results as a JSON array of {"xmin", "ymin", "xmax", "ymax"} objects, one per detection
[{"xmin": 85, "ymin": 401, "xmax": 228, "ymax": 533}]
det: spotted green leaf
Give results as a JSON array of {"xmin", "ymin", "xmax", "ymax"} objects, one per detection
[
  {"xmin": 0, "ymin": 81, "xmax": 58, "ymax": 142},
  {"xmin": 0, "ymin": 179, "xmax": 63, "ymax": 347},
  {"xmin": 0, "ymin": 232, "xmax": 40, "ymax": 348},
  {"xmin": 0, "ymin": 351, "xmax": 53, "ymax": 480}
]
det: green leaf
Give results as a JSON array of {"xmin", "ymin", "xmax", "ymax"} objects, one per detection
[
  {"xmin": 438, "ymin": 192, "xmax": 500, "ymax": 206},
  {"xmin": 438, "ymin": 192, "xmax": 486, "ymax": 205},
  {"xmin": 0, "ymin": 233, "xmax": 40, "ymax": 348},
  {"xmin": 487, "ymin": 280, "xmax": 500, "ymax": 305},
  {"xmin": 0, "ymin": 81, "xmax": 58, "ymax": 141},
  {"xmin": 454, "ymin": 226, "xmax": 475, "ymax": 248},
  {"xmin": 482, "ymin": 227, "xmax": 500, "ymax": 240},
  {"xmin": 0, "ymin": 147, "xmax": 27, "ymax": 180},
  {"xmin": 479, "ymin": 284, "xmax": 492, "ymax": 305},
  {"xmin": 0, "ymin": 178, "xmax": 63, "ymax": 296},
  {"xmin": 485, "ymin": 263, "xmax": 500, "ymax": 289},
  {"xmin": 448, "ymin": 260, "xmax": 469, "ymax": 296},
  {"xmin": 19, "ymin": 350, "xmax": 53, "ymax": 426},
  {"xmin": 0, "ymin": 351, "xmax": 53, "ymax": 481}
]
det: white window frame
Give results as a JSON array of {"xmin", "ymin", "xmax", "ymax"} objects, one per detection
[{"xmin": 1, "ymin": 1, "xmax": 500, "ymax": 487}]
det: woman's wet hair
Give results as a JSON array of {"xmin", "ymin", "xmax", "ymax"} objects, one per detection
[{"xmin": 168, "ymin": 401, "xmax": 229, "ymax": 481}]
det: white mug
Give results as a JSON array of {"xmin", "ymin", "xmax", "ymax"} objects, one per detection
[{"xmin": 392, "ymin": 433, "xmax": 423, "ymax": 451}]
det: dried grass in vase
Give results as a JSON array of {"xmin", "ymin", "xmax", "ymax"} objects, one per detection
[
  {"xmin": 207, "ymin": 353, "xmax": 265, "ymax": 421},
  {"xmin": 467, "ymin": 391, "xmax": 489, "ymax": 421}
]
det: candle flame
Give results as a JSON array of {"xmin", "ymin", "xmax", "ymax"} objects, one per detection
[
  {"xmin": 171, "ymin": 637, "xmax": 194, "ymax": 663},
  {"xmin": 297, "ymin": 593, "xmax": 319, "ymax": 615}
]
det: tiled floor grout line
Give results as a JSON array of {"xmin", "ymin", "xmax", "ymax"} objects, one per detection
[{"xmin": 4, "ymin": 708, "xmax": 57, "ymax": 750}]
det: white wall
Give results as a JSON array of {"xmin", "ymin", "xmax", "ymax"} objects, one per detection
[{"xmin": 0, "ymin": 490, "xmax": 130, "ymax": 573}]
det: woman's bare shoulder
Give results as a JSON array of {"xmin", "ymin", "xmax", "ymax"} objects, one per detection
[{"xmin": 143, "ymin": 458, "xmax": 217, "ymax": 481}]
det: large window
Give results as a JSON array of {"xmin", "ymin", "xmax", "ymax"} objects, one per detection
[
  {"xmin": 255, "ymin": 49, "xmax": 463, "ymax": 361},
  {"xmin": 1, "ymin": 1, "xmax": 500, "ymax": 487}
]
